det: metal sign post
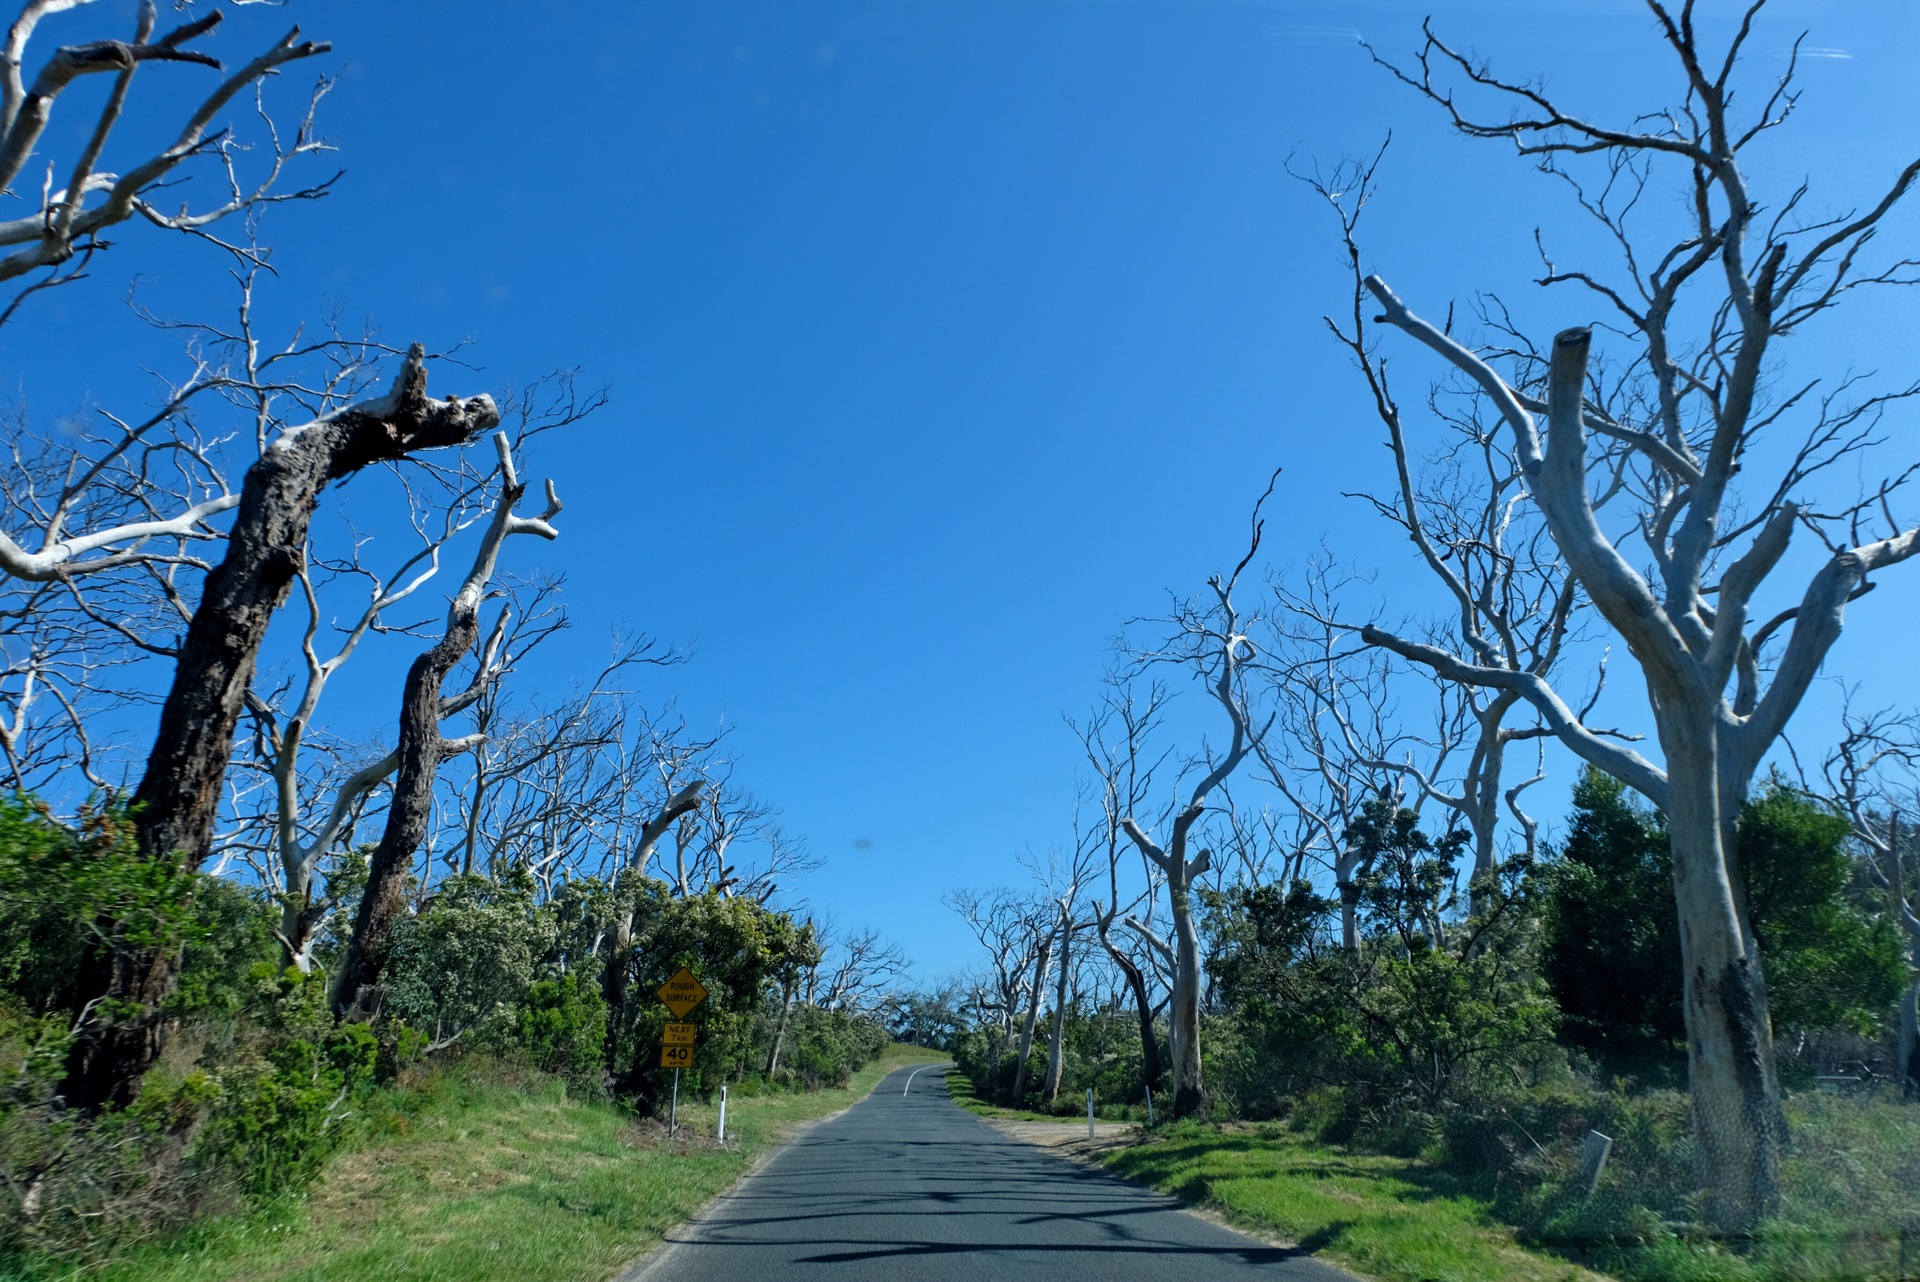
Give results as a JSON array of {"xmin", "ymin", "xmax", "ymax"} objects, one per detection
[{"xmin": 656, "ymin": 969, "xmax": 707, "ymax": 1143}]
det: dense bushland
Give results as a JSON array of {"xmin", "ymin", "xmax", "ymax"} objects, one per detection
[
  {"xmin": 0, "ymin": 799, "xmax": 892, "ymax": 1267},
  {"xmin": 950, "ymin": 771, "xmax": 1920, "ymax": 1278}
]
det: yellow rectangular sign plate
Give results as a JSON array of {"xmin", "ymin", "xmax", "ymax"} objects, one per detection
[
  {"xmin": 660, "ymin": 1043, "xmax": 693, "ymax": 1068},
  {"xmin": 663, "ymin": 1022, "xmax": 696, "ymax": 1047}
]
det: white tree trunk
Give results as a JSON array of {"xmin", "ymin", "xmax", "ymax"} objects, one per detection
[
  {"xmin": 1043, "ymin": 922, "xmax": 1072, "ymax": 1101},
  {"xmin": 1009, "ymin": 936, "xmax": 1051, "ymax": 1105},
  {"xmin": 1166, "ymin": 868, "xmax": 1204, "ymax": 1117},
  {"xmin": 1660, "ymin": 704, "xmax": 1782, "ymax": 1228}
]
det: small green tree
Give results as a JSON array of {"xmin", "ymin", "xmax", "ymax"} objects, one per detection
[
  {"xmin": 1541, "ymin": 770, "xmax": 1686, "ymax": 1072},
  {"xmin": 381, "ymin": 872, "xmax": 551, "ymax": 1049},
  {"xmin": 1544, "ymin": 770, "xmax": 1907, "ymax": 1073},
  {"xmin": 1739, "ymin": 786, "xmax": 1906, "ymax": 1038},
  {"xmin": 605, "ymin": 881, "xmax": 814, "ymax": 1103}
]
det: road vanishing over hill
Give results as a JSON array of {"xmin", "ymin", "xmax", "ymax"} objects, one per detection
[{"xmin": 624, "ymin": 1065, "xmax": 1354, "ymax": 1282}]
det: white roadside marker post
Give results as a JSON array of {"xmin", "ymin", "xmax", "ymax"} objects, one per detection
[
  {"xmin": 717, "ymin": 1083, "xmax": 729, "ymax": 1144},
  {"xmin": 1087, "ymin": 1088, "xmax": 1095, "ymax": 1141}
]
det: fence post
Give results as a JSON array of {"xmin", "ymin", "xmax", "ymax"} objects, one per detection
[{"xmin": 1579, "ymin": 1130, "xmax": 1613, "ymax": 1198}]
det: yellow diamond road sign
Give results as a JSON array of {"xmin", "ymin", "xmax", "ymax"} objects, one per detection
[{"xmin": 657, "ymin": 968, "xmax": 708, "ymax": 1018}]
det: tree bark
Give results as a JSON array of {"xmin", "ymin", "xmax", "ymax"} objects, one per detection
[
  {"xmin": 331, "ymin": 436, "xmax": 557, "ymax": 1016},
  {"xmin": 1042, "ymin": 916, "xmax": 1072, "ymax": 1101},
  {"xmin": 1900, "ymin": 973, "xmax": 1919, "ymax": 1099},
  {"xmin": 330, "ymin": 614, "xmax": 481, "ymax": 1016},
  {"xmin": 1660, "ymin": 705, "xmax": 1782, "ymax": 1228},
  {"xmin": 1889, "ymin": 820, "xmax": 1920, "ymax": 1098},
  {"xmin": 1098, "ymin": 918, "xmax": 1161, "ymax": 1095},
  {"xmin": 766, "ymin": 979, "xmax": 796, "ymax": 1075},
  {"xmin": 1165, "ymin": 865, "xmax": 1204, "ymax": 1117},
  {"xmin": 61, "ymin": 348, "xmax": 496, "ymax": 1111},
  {"xmin": 1009, "ymin": 935, "xmax": 1051, "ymax": 1106}
]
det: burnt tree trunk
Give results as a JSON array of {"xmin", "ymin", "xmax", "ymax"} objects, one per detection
[
  {"xmin": 329, "ymin": 618, "xmax": 479, "ymax": 1016},
  {"xmin": 330, "ymin": 437, "xmax": 558, "ymax": 1017},
  {"xmin": 1098, "ymin": 918, "xmax": 1162, "ymax": 1097},
  {"xmin": 62, "ymin": 348, "xmax": 496, "ymax": 1111}
]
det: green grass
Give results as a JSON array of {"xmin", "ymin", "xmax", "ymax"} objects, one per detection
[
  {"xmin": 1561, "ymin": 1091, "xmax": 1920, "ymax": 1282},
  {"xmin": 1096, "ymin": 1120, "xmax": 1611, "ymax": 1282},
  {"xmin": 941, "ymin": 1069, "xmax": 1148, "ymax": 1123},
  {"xmin": 1088, "ymin": 1097, "xmax": 1920, "ymax": 1282},
  {"xmin": 12, "ymin": 1046, "xmax": 944, "ymax": 1282},
  {"xmin": 945, "ymin": 1069, "xmax": 1603, "ymax": 1280}
]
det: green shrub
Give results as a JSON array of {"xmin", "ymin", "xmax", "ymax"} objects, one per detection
[
  {"xmin": 603, "ymin": 883, "xmax": 814, "ymax": 1105},
  {"xmin": 773, "ymin": 1005, "xmax": 889, "ymax": 1089},
  {"xmin": 383, "ymin": 872, "xmax": 551, "ymax": 1048},
  {"xmin": 0, "ymin": 800, "xmax": 204, "ymax": 1020},
  {"xmin": 514, "ymin": 972, "xmax": 608, "ymax": 1082},
  {"xmin": 0, "ymin": 966, "xmax": 382, "ymax": 1264}
]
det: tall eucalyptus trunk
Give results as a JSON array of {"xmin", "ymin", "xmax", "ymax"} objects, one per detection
[
  {"xmin": 1008, "ymin": 934, "xmax": 1052, "ymax": 1106},
  {"xmin": 61, "ymin": 351, "xmax": 495, "ymax": 1111}
]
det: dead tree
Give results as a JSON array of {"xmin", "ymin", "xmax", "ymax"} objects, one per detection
[
  {"xmin": 440, "ymin": 629, "xmax": 661, "ymax": 886},
  {"xmin": 0, "ymin": 261, "xmax": 424, "ymax": 801},
  {"xmin": 946, "ymin": 886, "xmax": 1038, "ymax": 1069},
  {"xmin": 817, "ymin": 926, "xmax": 910, "ymax": 1013},
  {"xmin": 1260, "ymin": 560, "xmax": 1422, "ymax": 949},
  {"xmin": 62, "ymin": 346, "xmax": 496, "ymax": 1110},
  {"xmin": 1118, "ymin": 476, "xmax": 1272, "ymax": 1117},
  {"xmin": 1823, "ymin": 708, "xmax": 1920, "ymax": 1096},
  {"xmin": 1007, "ymin": 900, "xmax": 1054, "ymax": 1107},
  {"xmin": 331, "ymin": 433, "xmax": 558, "ymax": 1017},
  {"xmin": 1027, "ymin": 836, "xmax": 1096, "ymax": 1103},
  {"xmin": 1295, "ymin": 147, "xmax": 1590, "ymax": 912},
  {"xmin": 1072, "ymin": 675, "xmax": 1171, "ymax": 1097},
  {"xmin": 1356, "ymin": 5, "xmax": 1920, "ymax": 1227},
  {"xmin": 0, "ymin": 0, "xmax": 334, "ymax": 322}
]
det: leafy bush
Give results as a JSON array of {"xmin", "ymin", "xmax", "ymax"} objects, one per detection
[
  {"xmin": 382, "ymin": 871, "xmax": 551, "ymax": 1049},
  {"xmin": 0, "ymin": 800, "xmax": 204, "ymax": 1020},
  {"xmin": 0, "ymin": 967, "xmax": 380, "ymax": 1264},
  {"xmin": 1544, "ymin": 770, "xmax": 1907, "ymax": 1081},
  {"xmin": 514, "ymin": 972, "xmax": 608, "ymax": 1082},
  {"xmin": 603, "ymin": 882, "xmax": 814, "ymax": 1105},
  {"xmin": 1202, "ymin": 841, "xmax": 1556, "ymax": 1124},
  {"xmin": 772, "ymin": 1005, "xmax": 890, "ymax": 1089}
]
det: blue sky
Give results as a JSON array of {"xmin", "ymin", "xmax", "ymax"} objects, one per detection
[{"xmin": 7, "ymin": 0, "xmax": 1919, "ymax": 980}]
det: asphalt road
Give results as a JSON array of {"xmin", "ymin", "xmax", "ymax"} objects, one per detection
[{"xmin": 626, "ymin": 1064, "xmax": 1354, "ymax": 1282}]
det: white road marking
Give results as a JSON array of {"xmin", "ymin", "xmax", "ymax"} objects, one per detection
[{"xmin": 902, "ymin": 1064, "xmax": 941, "ymax": 1096}]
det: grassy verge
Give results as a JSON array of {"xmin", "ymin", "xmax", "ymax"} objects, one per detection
[
  {"xmin": 17, "ymin": 1045, "xmax": 943, "ymax": 1282},
  {"xmin": 941, "ymin": 1069, "xmax": 1146, "ymax": 1123},
  {"xmin": 1096, "ymin": 1120, "xmax": 1611, "ymax": 1282},
  {"xmin": 943, "ymin": 1068, "xmax": 1602, "ymax": 1280}
]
